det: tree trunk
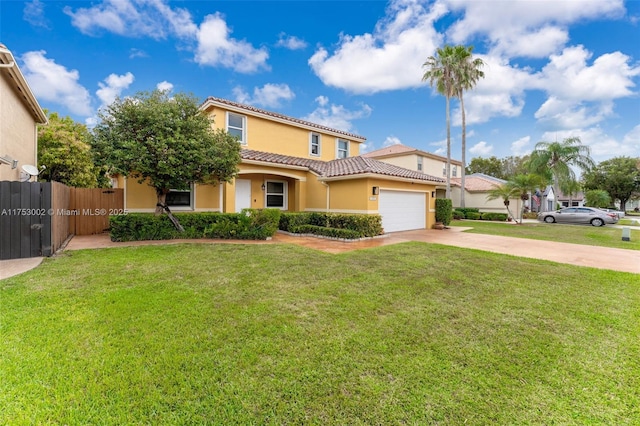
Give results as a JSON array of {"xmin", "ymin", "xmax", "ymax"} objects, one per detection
[
  {"xmin": 156, "ymin": 188, "xmax": 185, "ymax": 233},
  {"xmin": 460, "ymin": 94, "xmax": 466, "ymax": 208},
  {"xmin": 445, "ymin": 94, "xmax": 451, "ymax": 199},
  {"xmin": 503, "ymin": 200, "xmax": 515, "ymax": 222}
]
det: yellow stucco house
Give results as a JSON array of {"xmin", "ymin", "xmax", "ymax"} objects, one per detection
[
  {"xmin": 0, "ymin": 43, "xmax": 48, "ymax": 181},
  {"xmin": 117, "ymin": 97, "xmax": 445, "ymax": 232}
]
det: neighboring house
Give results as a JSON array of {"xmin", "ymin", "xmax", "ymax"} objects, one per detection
[
  {"xmin": 116, "ymin": 97, "xmax": 446, "ymax": 233},
  {"xmin": 450, "ymin": 173, "xmax": 522, "ymax": 215},
  {"xmin": 556, "ymin": 190, "xmax": 585, "ymax": 208},
  {"xmin": 363, "ymin": 144, "xmax": 463, "ymax": 199},
  {"xmin": 0, "ymin": 43, "xmax": 48, "ymax": 181}
]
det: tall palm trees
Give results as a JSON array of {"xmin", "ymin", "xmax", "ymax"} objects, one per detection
[
  {"xmin": 422, "ymin": 45, "xmax": 457, "ymax": 198},
  {"xmin": 422, "ymin": 45, "xmax": 484, "ymax": 202},
  {"xmin": 528, "ymin": 137, "xmax": 595, "ymax": 209}
]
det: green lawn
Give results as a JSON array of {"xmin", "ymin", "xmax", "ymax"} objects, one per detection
[
  {"xmin": 451, "ymin": 220, "xmax": 640, "ymax": 250},
  {"xmin": 2, "ymin": 243, "xmax": 639, "ymax": 424}
]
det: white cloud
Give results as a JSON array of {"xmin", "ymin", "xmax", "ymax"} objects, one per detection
[
  {"xmin": 539, "ymin": 127, "xmax": 639, "ymax": 161},
  {"xmin": 301, "ymin": 97, "xmax": 372, "ymax": 132},
  {"xmin": 156, "ymin": 81, "xmax": 173, "ymax": 92},
  {"xmin": 195, "ymin": 13, "xmax": 269, "ymax": 73},
  {"xmin": 64, "ymin": 0, "xmax": 198, "ymax": 39},
  {"xmin": 20, "ymin": 51, "xmax": 92, "ymax": 116},
  {"xmin": 308, "ymin": 0, "xmax": 446, "ymax": 93},
  {"xmin": 446, "ymin": 0, "xmax": 625, "ymax": 58},
  {"xmin": 23, "ymin": 0, "xmax": 49, "ymax": 28},
  {"xmin": 451, "ymin": 54, "xmax": 532, "ymax": 125},
  {"xmin": 129, "ymin": 48, "xmax": 148, "ymax": 59},
  {"xmin": 429, "ymin": 138, "xmax": 447, "ymax": 156},
  {"xmin": 276, "ymin": 33, "xmax": 307, "ymax": 50},
  {"xmin": 232, "ymin": 83, "xmax": 295, "ymax": 108},
  {"xmin": 96, "ymin": 72, "xmax": 135, "ymax": 107},
  {"xmin": 383, "ymin": 136, "xmax": 402, "ymax": 147},
  {"xmin": 469, "ymin": 141, "xmax": 493, "ymax": 156},
  {"xmin": 510, "ymin": 136, "xmax": 531, "ymax": 156}
]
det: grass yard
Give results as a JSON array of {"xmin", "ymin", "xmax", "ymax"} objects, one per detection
[
  {"xmin": 451, "ymin": 220, "xmax": 640, "ymax": 250},
  {"xmin": 2, "ymin": 243, "xmax": 639, "ymax": 424}
]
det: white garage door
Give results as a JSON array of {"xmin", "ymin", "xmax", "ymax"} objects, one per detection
[{"xmin": 379, "ymin": 190, "xmax": 426, "ymax": 233}]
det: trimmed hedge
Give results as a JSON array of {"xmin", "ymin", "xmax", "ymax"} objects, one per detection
[
  {"xmin": 436, "ymin": 199, "xmax": 453, "ymax": 226},
  {"xmin": 290, "ymin": 225, "xmax": 361, "ymax": 240},
  {"xmin": 109, "ymin": 209, "xmax": 281, "ymax": 242},
  {"xmin": 481, "ymin": 212, "xmax": 508, "ymax": 221},
  {"xmin": 454, "ymin": 207, "xmax": 480, "ymax": 217},
  {"xmin": 452, "ymin": 210, "xmax": 465, "ymax": 220},
  {"xmin": 465, "ymin": 212, "xmax": 482, "ymax": 220},
  {"xmin": 280, "ymin": 212, "xmax": 383, "ymax": 238}
]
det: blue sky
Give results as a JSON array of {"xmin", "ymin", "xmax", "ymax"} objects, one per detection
[{"xmin": 2, "ymin": 0, "xmax": 639, "ymax": 163}]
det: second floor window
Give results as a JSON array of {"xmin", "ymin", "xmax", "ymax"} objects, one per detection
[
  {"xmin": 417, "ymin": 156, "xmax": 423, "ymax": 172},
  {"xmin": 442, "ymin": 163, "xmax": 446, "ymax": 176},
  {"xmin": 337, "ymin": 139, "xmax": 349, "ymax": 159},
  {"xmin": 227, "ymin": 112, "xmax": 246, "ymax": 144},
  {"xmin": 310, "ymin": 133, "xmax": 321, "ymax": 156},
  {"xmin": 452, "ymin": 165, "xmax": 457, "ymax": 177}
]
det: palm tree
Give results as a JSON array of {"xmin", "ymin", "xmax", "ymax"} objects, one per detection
[
  {"xmin": 452, "ymin": 46, "xmax": 485, "ymax": 209},
  {"xmin": 422, "ymin": 45, "xmax": 457, "ymax": 198},
  {"xmin": 504, "ymin": 173, "xmax": 548, "ymax": 223},
  {"xmin": 529, "ymin": 137, "xmax": 595, "ymax": 206},
  {"xmin": 486, "ymin": 184, "xmax": 518, "ymax": 222}
]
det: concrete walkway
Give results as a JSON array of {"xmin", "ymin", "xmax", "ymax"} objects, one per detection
[{"xmin": 2, "ymin": 227, "xmax": 639, "ymax": 279}]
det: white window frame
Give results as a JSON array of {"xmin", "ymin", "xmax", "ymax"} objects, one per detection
[
  {"xmin": 452, "ymin": 165, "xmax": 457, "ymax": 177},
  {"xmin": 336, "ymin": 139, "xmax": 349, "ymax": 159},
  {"xmin": 442, "ymin": 163, "xmax": 447, "ymax": 177},
  {"xmin": 310, "ymin": 132, "xmax": 321, "ymax": 157},
  {"xmin": 165, "ymin": 184, "xmax": 195, "ymax": 211},
  {"xmin": 417, "ymin": 156, "xmax": 423, "ymax": 172},
  {"xmin": 264, "ymin": 180, "xmax": 288, "ymax": 210},
  {"xmin": 226, "ymin": 112, "xmax": 247, "ymax": 145}
]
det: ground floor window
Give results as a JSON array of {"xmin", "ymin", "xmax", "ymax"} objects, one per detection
[
  {"xmin": 166, "ymin": 186, "xmax": 193, "ymax": 209},
  {"xmin": 265, "ymin": 181, "xmax": 287, "ymax": 209}
]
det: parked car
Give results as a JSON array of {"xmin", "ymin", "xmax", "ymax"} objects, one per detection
[
  {"xmin": 599, "ymin": 208, "xmax": 625, "ymax": 219},
  {"xmin": 537, "ymin": 207, "xmax": 619, "ymax": 227}
]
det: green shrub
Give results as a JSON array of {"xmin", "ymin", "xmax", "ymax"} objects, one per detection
[
  {"xmin": 290, "ymin": 224, "xmax": 361, "ymax": 240},
  {"xmin": 452, "ymin": 210, "xmax": 465, "ymax": 220},
  {"xmin": 436, "ymin": 199, "xmax": 453, "ymax": 226},
  {"xmin": 109, "ymin": 209, "xmax": 281, "ymax": 242},
  {"xmin": 481, "ymin": 212, "xmax": 508, "ymax": 221},
  {"xmin": 279, "ymin": 212, "xmax": 383, "ymax": 238},
  {"xmin": 455, "ymin": 207, "xmax": 480, "ymax": 216},
  {"xmin": 465, "ymin": 212, "xmax": 481, "ymax": 220}
]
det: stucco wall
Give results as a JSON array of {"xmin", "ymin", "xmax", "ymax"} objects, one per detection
[
  {"xmin": 0, "ymin": 72, "xmax": 37, "ymax": 181},
  {"xmin": 205, "ymin": 105, "xmax": 361, "ymax": 160},
  {"xmin": 451, "ymin": 187, "xmax": 521, "ymax": 215}
]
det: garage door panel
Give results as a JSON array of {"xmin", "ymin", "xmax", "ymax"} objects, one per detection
[{"xmin": 379, "ymin": 190, "xmax": 426, "ymax": 233}]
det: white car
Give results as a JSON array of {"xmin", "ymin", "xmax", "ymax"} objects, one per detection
[{"xmin": 538, "ymin": 207, "xmax": 619, "ymax": 226}]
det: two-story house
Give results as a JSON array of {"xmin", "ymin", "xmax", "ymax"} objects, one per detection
[
  {"xmin": 0, "ymin": 43, "xmax": 48, "ymax": 181},
  {"xmin": 117, "ymin": 97, "xmax": 445, "ymax": 232}
]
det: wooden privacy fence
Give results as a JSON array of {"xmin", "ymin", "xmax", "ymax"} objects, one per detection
[
  {"xmin": 69, "ymin": 188, "xmax": 124, "ymax": 236},
  {"xmin": 0, "ymin": 181, "xmax": 69, "ymax": 260},
  {"xmin": 0, "ymin": 182, "xmax": 124, "ymax": 260}
]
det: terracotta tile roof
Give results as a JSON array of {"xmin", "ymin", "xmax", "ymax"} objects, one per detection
[
  {"xmin": 363, "ymin": 143, "xmax": 463, "ymax": 165},
  {"xmin": 201, "ymin": 97, "xmax": 366, "ymax": 141},
  {"xmin": 240, "ymin": 149, "xmax": 445, "ymax": 183},
  {"xmin": 451, "ymin": 173, "xmax": 507, "ymax": 191}
]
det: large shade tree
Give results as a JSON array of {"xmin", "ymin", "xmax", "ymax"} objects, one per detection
[
  {"xmin": 93, "ymin": 90, "xmax": 241, "ymax": 229},
  {"xmin": 528, "ymin": 137, "xmax": 594, "ymax": 205},
  {"xmin": 452, "ymin": 45, "xmax": 485, "ymax": 208},
  {"xmin": 582, "ymin": 156, "xmax": 640, "ymax": 212},
  {"xmin": 38, "ymin": 111, "xmax": 99, "ymax": 187}
]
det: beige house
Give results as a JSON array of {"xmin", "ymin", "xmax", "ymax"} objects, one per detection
[
  {"xmin": 0, "ymin": 43, "xmax": 47, "ymax": 181},
  {"xmin": 363, "ymin": 144, "xmax": 463, "ymax": 197},
  {"xmin": 117, "ymin": 97, "xmax": 446, "ymax": 233},
  {"xmin": 451, "ymin": 173, "xmax": 521, "ymax": 215}
]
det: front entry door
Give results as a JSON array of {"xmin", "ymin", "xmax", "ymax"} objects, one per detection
[{"xmin": 235, "ymin": 179, "xmax": 251, "ymax": 212}]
